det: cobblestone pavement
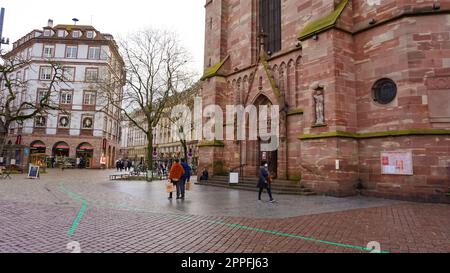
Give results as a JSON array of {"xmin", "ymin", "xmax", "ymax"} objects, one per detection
[{"xmin": 0, "ymin": 169, "xmax": 449, "ymax": 253}]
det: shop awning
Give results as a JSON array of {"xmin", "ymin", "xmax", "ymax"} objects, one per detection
[
  {"xmin": 55, "ymin": 145, "xmax": 70, "ymax": 150},
  {"xmin": 78, "ymin": 146, "xmax": 94, "ymax": 151},
  {"xmin": 31, "ymin": 143, "xmax": 46, "ymax": 148}
]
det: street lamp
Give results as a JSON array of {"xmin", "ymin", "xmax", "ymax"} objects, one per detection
[{"xmin": 0, "ymin": 7, "xmax": 10, "ymax": 51}]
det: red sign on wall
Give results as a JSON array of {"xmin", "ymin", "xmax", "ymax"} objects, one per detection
[
  {"xmin": 381, "ymin": 151, "xmax": 413, "ymax": 176},
  {"xmin": 15, "ymin": 135, "xmax": 22, "ymax": 145}
]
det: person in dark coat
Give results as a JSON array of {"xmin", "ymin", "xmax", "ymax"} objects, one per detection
[
  {"xmin": 199, "ymin": 168, "xmax": 209, "ymax": 181},
  {"xmin": 257, "ymin": 162, "xmax": 275, "ymax": 203},
  {"xmin": 179, "ymin": 159, "xmax": 191, "ymax": 199}
]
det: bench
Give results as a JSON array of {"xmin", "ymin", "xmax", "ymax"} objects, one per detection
[
  {"xmin": 0, "ymin": 167, "xmax": 12, "ymax": 180},
  {"xmin": 109, "ymin": 174, "xmax": 130, "ymax": 181}
]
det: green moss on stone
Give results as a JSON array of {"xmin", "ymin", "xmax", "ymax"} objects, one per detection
[
  {"xmin": 300, "ymin": 129, "xmax": 450, "ymax": 140},
  {"xmin": 261, "ymin": 54, "xmax": 281, "ymax": 99},
  {"xmin": 198, "ymin": 140, "xmax": 225, "ymax": 147},
  {"xmin": 201, "ymin": 56, "xmax": 229, "ymax": 80},
  {"xmin": 287, "ymin": 108, "xmax": 305, "ymax": 116},
  {"xmin": 288, "ymin": 173, "xmax": 302, "ymax": 182},
  {"xmin": 298, "ymin": 0, "xmax": 349, "ymax": 41}
]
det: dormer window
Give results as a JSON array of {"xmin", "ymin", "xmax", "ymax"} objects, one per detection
[
  {"xmin": 43, "ymin": 29, "xmax": 52, "ymax": 37},
  {"xmin": 72, "ymin": 30, "xmax": 81, "ymax": 38},
  {"xmin": 86, "ymin": 31, "xmax": 95, "ymax": 39},
  {"xmin": 57, "ymin": 30, "xmax": 66, "ymax": 38}
]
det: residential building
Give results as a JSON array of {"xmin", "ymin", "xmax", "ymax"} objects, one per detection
[{"xmin": 2, "ymin": 20, "xmax": 125, "ymax": 169}]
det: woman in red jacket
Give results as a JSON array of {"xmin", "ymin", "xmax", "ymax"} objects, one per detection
[{"xmin": 168, "ymin": 159, "xmax": 185, "ymax": 199}]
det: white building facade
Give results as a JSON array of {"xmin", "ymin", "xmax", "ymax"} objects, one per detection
[{"xmin": 2, "ymin": 20, "xmax": 124, "ymax": 169}]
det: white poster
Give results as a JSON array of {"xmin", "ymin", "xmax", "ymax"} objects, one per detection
[
  {"xmin": 381, "ymin": 151, "xmax": 413, "ymax": 175},
  {"xmin": 229, "ymin": 172, "xmax": 239, "ymax": 184}
]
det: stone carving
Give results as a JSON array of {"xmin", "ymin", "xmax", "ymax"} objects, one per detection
[
  {"xmin": 313, "ymin": 90, "xmax": 325, "ymax": 125},
  {"xmin": 83, "ymin": 117, "xmax": 93, "ymax": 129},
  {"xmin": 59, "ymin": 116, "xmax": 69, "ymax": 128}
]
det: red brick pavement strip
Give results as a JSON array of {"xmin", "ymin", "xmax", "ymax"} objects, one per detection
[{"xmin": 1, "ymin": 199, "xmax": 450, "ymax": 253}]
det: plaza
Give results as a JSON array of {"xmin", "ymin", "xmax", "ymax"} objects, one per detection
[{"xmin": 0, "ymin": 170, "xmax": 449, "ymax": 253}]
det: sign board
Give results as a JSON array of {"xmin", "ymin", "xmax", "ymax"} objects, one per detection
[
  {"xmin": 28, "ymin": 165, "xmax": 40, "ymax": 179},
  {"xmin": 229, "ymin": 172, "xmax": 239, "ymax": 184},
  {"xmin": 0, "ymin": 157, "xmax": 3, "ymax": 163},
  {"xmin": 381, "ymin": 151, "xmax": 413, "ymax": 176},
  {"xmin": 10, "ymin": 159, "xmax": 16, "ymax": 165},
  {"xmin": 100, "ymin": 156, "xmax": 107, "ymax": 165}
]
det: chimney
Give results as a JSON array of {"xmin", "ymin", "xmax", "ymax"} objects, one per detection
[{"xmin": 47, "ymin": 19, "xmax": 53, "ymax": 28}]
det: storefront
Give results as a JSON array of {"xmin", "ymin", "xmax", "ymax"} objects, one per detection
[
  {"xmin": 29, "ymin": 140, "xmax": 47, "ymax": 167},
  {"xmin": 76, "ymin": 142, "xmax": 94, "ymax": 169}
]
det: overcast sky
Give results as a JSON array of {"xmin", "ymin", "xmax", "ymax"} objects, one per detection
[{"xmin": 0, "ymin": 0, "xmax": 205, "ymax": 77}]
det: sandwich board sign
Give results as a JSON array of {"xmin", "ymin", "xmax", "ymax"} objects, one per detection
[
  {"xmin": 28, "ymin": 165, "xmax": 40, "ymax": 179},
  {"xmin": 229, "ymin": 172, "xmax": 239, "ymax": 184}
]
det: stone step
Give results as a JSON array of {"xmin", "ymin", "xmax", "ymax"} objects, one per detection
[
  {"xmin": 209, "ymin": 179, "xmax": 302, "ymax": 189},
  {"xmin": 211, "ymin": 176, "xmax": 304, "ymax": 186},
  {"xmin": 195, "ymin": 182, "xmax": 316, "ymax": 196},
  {"xmin": 198, "ymin": 181, "xmax": 313, "ymax": 190},
  {"xmin": 196, "ymin": 179, "xmax": 316, "ymax": 196}
]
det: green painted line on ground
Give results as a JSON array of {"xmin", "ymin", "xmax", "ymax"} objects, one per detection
[
  {"xmin": 55, "ymin": 184, "xmax": 389, "ymax": 253},
  {"xmin": 206, "ymin": 220, "xmax": 390, "ymax": 253},
  {"xmin": 59, "ymin": 182, "xmax": 88, "ymax": 237}
]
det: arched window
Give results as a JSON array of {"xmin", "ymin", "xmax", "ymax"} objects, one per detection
[{"xmin": 260, "ymin": 0, "xmax": 281, "ymax": 54}]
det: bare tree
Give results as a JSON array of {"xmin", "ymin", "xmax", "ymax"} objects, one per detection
[
  {"xmin": 0, "ymin": 54, "xmax": 65, "ymax": 157},
  {"xmin": 158, "ymin": 82, "xmax": 201, "ymax": 162},
  {"xmin": 98, "ymin": 28, "xmax": 195, "ymax": 176}
]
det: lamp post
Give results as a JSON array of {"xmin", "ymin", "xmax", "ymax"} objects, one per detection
[{"xmin": 0, "ymin": 8, "xmax": 10, "ymax": 51}]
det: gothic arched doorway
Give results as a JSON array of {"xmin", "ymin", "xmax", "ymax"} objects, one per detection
[{"xmin": 246, "ymin": 94, "xmax": 278, "ymax": 177}]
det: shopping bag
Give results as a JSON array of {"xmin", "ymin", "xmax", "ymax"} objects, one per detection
[
  {"xmin": 186, "ymin": 181, "xmax": 193, "ymax": 191},
  {"xmin": 166, "ymin": 181, "xmax": 174, "ymax": 193}
]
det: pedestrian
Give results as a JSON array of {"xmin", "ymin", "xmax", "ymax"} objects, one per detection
[
  {"xmin": 179, "ymin": 159, "xmax": 191, "ymax": 200},
  {"xmin": 120, "ymin": 159, "xmax": 124, "ymax": 172},
  {"xmin": 123, "ymin": 159, "xmax": 127, "ymax": 172},
  {"xmin": 51, "ymin": 157, "xmax": 56, "ymax": 168},
  {"xmin": 128, "ymin": 159, "xmax": 133, "ymax": 172},
  {"xmin": 257, "ymin": 162, "xmax": 275, "ymax": 203},
  {"xmin": 168, "ymin": 159, "xmax": 185, "ymax": 200},
  {"xmin": 116, "ymin": 160, "xmax": 120, "ymax": 172},
  {"xmin": 199, "ymin": 168, "xmax": 209, "ymax": 181}
]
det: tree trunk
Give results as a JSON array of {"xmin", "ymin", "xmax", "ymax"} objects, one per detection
[
  {"xmin": 181, "ymin": 139, "xmax": 188, "ymax": 162},
  {"xmin": 146, "ymin": 130, "xmax": 154, "ymax": 181},
  {"xmin": 0, "ymin": 123, "xmax": 10, "ymax": 158},
  {"xmin": 0, "ymin": 132, "xmax": 7, "ymax": 158}
]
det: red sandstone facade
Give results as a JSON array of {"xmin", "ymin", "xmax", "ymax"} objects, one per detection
[{"xmin": 199, "ymin": 0, "xmax": 450, "ymax": 203}]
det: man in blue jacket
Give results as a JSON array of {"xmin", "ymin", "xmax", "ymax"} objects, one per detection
[{"xmin": 180, "ymin": 158, "xmax": 191, "ymax": 200}]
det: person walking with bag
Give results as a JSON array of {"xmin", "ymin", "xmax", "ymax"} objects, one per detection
[
  {"xmin": 257, "ymin": 162, "xmax": 275, "ymax": 203},
  {"xmin": 179, "ymin": 159, "xmax": 191, "ymax": 200},
  {"xmin": 168, "ymin": 159, "xmax": 185, "ymax": 200}
]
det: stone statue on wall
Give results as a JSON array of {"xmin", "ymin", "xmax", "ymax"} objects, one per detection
[{"xmin": 313, "ymin": 90, "xmax": 325, "ymax": 125}]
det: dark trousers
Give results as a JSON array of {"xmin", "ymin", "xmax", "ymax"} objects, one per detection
[
  {"xmin": 178, "ymin": 177, "xmax": 187, "ymax": 198},
  {"xmin": 169, "ymin": 181, "xmax": 178, "ymax": 198},
  {"xmin": 258, "ymin": 186, "xmax": 273, "ymax": 201}
]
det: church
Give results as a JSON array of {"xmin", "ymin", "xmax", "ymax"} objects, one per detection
[{"xmin": 198, "ymin": 0, "xmax": 450, "ymax": 203}]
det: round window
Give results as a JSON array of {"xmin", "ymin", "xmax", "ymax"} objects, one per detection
[{"xmin": 373, "ymin": 78, "xmax": 397, "ymax": 105}]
